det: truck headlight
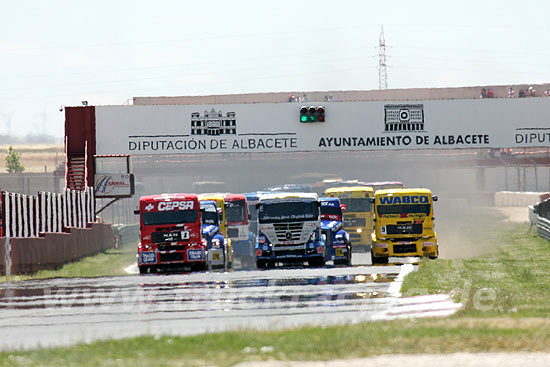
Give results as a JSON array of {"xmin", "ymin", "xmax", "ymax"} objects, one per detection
[{"xmin": 356, "ymin": 228, "xmax": 362, "ymax": 233}]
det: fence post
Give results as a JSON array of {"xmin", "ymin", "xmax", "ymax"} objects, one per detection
[{"xmin": 4, "ymin": 236, "xmax": 11, "ymax": 277}]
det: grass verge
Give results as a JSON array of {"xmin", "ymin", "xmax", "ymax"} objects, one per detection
[
  {"xmin": 2, "ymin": 318, "xmax": 550, "ymax": 367},
  {"xmin": 402, "ymin": 222, "xmax": 550, "ymax": 317},
  {"xmin": 0, "ymin": 225, "xmax": 137, "ymax": 283}
]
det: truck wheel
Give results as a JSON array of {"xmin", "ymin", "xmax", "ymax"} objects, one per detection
[
  {"xmin": 138, "ymin": 265, "xmax": 150, "ymax": 274},
  {"xmin": 370, "ymin": 249, "xmax": 388, "ymax": 265}
]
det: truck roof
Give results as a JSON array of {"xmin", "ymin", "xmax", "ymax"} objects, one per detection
[
  {"xmin": 140, "ymin": 193, "xmax": 198, "ymax": 202},
  {"xmin": 375, "ymin": 188, "xmax": 433, "ymax": 196},
  {"xmin": 325, "ymin": 186, "xmax": 374, "ymax": 194},
  {"xmin": 320, "ymin": 196, "xmax": 341, "ymax": 203},
  {"xmin": 258, "ymin": 192, "xmax": 318, "ymax": 202}
]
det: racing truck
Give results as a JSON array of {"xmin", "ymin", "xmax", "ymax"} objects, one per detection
[
  {"xmin": 370, "ymin": 188, "xmax": 438, "ymax": 265},
  {"xmin": 135, "ymin": 194, "xmax": 206, "ymax": 273},
  {"xmin": 255, "ymin": 192, "xmax": 325, "ymax": 268},
  {"xmin": 224, "ymin": 193, "xmax": 255, "ymax": 269},
  {"xmin": 200, "ymin": 200, "xmax": 230, "ymax": 270},
  {"xmin": 320, "ymin": 197, "xmax": 352, "ymax": 266},
  {"xmin": 198, "ymin": 193, "xmax": 233, "ymax": 270}
]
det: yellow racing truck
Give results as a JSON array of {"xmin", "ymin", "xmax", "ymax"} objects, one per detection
[
  {"xmin": 370, "ymin": 188, "xmax": 438, "ymax": 265},
  {"xmin": 324, "ymin": 186, "xmax": 375, "ymax": 252}
]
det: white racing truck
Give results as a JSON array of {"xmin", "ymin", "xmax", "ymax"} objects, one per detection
[{"xmin": 254, "ymin": 192, "xmax": 325, "ymax": 268}]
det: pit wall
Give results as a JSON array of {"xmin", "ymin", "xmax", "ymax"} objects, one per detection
[{"xmin": 0, "ymin": 223, "xmax": 114, "ymax": 275}]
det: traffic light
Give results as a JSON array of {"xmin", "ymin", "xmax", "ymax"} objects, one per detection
[{"xmin": 299, "ymin": 106, "xmax": 325, "ymax": 123}]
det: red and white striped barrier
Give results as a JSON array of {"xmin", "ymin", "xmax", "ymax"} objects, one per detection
[{"xmin": 1, "ymin": 187, "xmax": 95, "ymax": 238}]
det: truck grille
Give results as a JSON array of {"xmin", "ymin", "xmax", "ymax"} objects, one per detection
[
  {"xmin": 227, "ymin": 228, "xmax": 239, "ymax": 238},
  {"xmin": 158, "ymin": 244, "xmax": 184, "ymax": 251},
  {"xmin": 273, "ymin": 222, "xmax": 303, "ymax": 241},
  {"xmin": 273, "ymin": 249, "xmax": 306, "ymax": 257},
  {"xmin": 393, "ymin": 244, "xmax": 417, "ymax": 254},
  {"xmin": 344, "ymin": 217, "xmax": 366, "ymax": 227},
  {"xmin": 349, "ymin": 233, "xmax": 362, "ymax": 241},
  {"xmin": 159, "ymin": 252, "xmax": 184, "ymax": 262},
  {"xmin": 386, "ymin": 223, "xmax": 422, "ymax": 235}
]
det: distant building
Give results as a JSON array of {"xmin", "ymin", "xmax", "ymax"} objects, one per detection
[{"xmin": 191, "ymin": 109, "xmax": 236, "ymax": 136}]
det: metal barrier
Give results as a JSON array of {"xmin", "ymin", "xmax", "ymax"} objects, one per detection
[{"xmin": 537, "ymin": 216, "xmax": 550, "ymax": 241}]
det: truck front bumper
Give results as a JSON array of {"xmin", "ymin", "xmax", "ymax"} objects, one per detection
[{"xmin": 372, "ymin": 238, "xmax": 438, "ymax": 258}]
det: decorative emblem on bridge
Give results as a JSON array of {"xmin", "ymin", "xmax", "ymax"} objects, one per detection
[
  {"xmin": 384, "ymin": 104, "xmax": 424, "ymax": 132},
  {"xmin": 191, "ymin": 108, "xmax": 236, "ymax": 136}
]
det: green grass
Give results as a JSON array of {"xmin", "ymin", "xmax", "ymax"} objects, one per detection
[
  {"xmin": 0, "ymin": 226, "xmax": 138, "ymax": 283},
  {"xmin": 402, "ymin": 222, "xmax": 550, "ymax": 317},
  {"xmin": 2, "ymin": 319, "xmax": 550, "ymax": 367}
]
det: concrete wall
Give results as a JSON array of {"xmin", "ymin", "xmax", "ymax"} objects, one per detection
[
  {"xmin": 133, "ymin": 83, "xmax": 550, "ymax": 105},
  {"xmin": 0, "ymin": 173, "xmax": 61, "ymax": 194},
  {"xmin": 495, "ymin": 191, "xmax": 550, "ymax": 207},
  {"xmin": 0, "ymin": 223, "xmax": 114, "ymax": 275}
]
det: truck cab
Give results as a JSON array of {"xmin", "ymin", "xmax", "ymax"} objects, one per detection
[
  {"xmin": 371, "ymin": 188, "xmax": 438, "ymax": 265},
  {"xmin": 136, "ymin": 193, "xmax": 206, "ymax": 273},
  {"xmin": 324, "ymin": 186, "xmax": 375, "ymax": 251},
  {"xmin": 320, "ymin": 197, "xmax": 352, "ymax": 266},
  {"xmin": 200, "ymin": 200, "xmax": 229, "ymax": 269},
  {"xmin": 224, "ymin": 193, "xmax": 254, "ymax": 269},
  {"xmin": 255, "ymin": 192, "xmax": 325, "ymax": 268},
  {"xmin": 198, "ymin": 193, "xmax": 233, "ymax": 269}
]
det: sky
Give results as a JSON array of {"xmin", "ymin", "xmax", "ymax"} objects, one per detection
[{"xmin": 1, "ymin": 0, "xmax": 549, "ymax": 139}]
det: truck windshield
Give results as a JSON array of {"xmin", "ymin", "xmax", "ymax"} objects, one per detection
[
  {"xmin": 201, "ymin": 210, "xmax": 218, "ymax": 225},
  {"xmin": 259, "ymin": 201, "xmax": 319, "ymax": 223},
  {"xmin": 226, "ymin": 200, "xmax": 246, "ymax": 223},
  {"xmin": 339, "ymin": 198, "xmax": 371, "ymax": 212},
  {"xmin": 320, "ymin": 203, "xmax": 342, "ymax": 217},
  {"xmin": 142, "ymin": 210, "xmax": 198, "ymax": 225},
  {"xmin": 377, "ymin": 204, "xmax": 431, "ymax": 216}
]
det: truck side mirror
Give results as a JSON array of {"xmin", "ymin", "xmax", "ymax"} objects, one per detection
[
  {"xmin": 370, "ymin": 198, "xmax": 375, "ymax": 204},
  {"xmin": 433, "ymin": 196, "xmax": 438, "ymax": 202},
  {"xmin": 340, "ymin": 204, "xmax": 347, "ymax": 212},
  {"xmin": 255, "ymin": 203, "xmax": 260, "ymax": 210},
  {"xmin": 248, "ymin": 213, "xmax": 252, "ymax": 221},
  {"xmin": 134, "ymin": 209, "xmax": 140, "ymax": 215}
]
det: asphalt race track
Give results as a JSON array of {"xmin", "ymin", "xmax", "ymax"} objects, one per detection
[{"xmin": 0, "ymin": 254, "xmax": 460, "ymax": 351}]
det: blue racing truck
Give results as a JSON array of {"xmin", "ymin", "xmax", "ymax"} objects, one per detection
[
  {"xmin": 320, "ymin": 197, "xmax": 352, "ymax": 266},
  {"xmin": 255, "ymin": 192, "xmax": 325, "ymax": 268},
  {"xmin": 200, "ymin": 200, "xmax": 230, "ymax": 270}
]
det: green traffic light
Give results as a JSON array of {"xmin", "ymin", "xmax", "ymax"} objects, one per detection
[
  {"xmin": 309, "ymin": 115, "xmax": 316, "ymax": 122},
  {"xmin": 300, "ymin": 115, "xmax": 308, "ymax": 122}
]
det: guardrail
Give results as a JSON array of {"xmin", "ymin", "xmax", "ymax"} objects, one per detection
[{"xmin": 537, "ymin": 216, "xmax": 550, "ymax": 241}]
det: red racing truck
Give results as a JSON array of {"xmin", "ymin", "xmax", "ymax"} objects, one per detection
[{"xmin": 135, "ymin": 193, "xmax": 206, "ymax": 274}]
